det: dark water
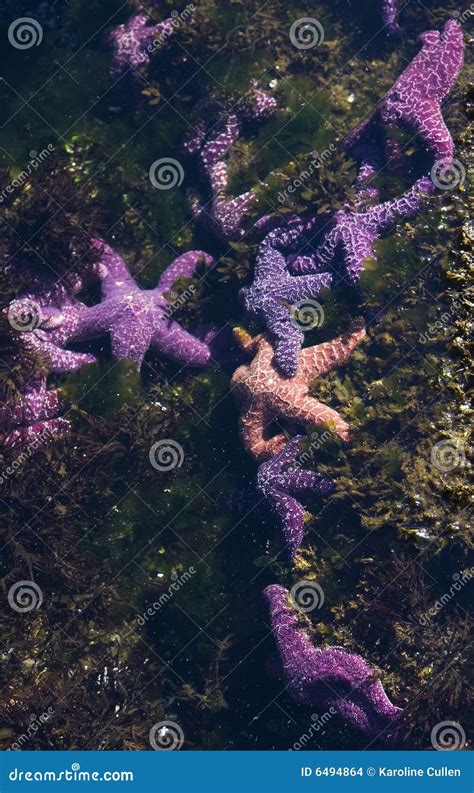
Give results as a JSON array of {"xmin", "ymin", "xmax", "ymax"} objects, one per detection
[{"xmin": 0, "ymin": 0, "xmax": 471, "ymax": 752}]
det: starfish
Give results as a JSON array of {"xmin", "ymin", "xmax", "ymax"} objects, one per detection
[
  {"xmin": 1, "ymin": 376, "xmax": 69, "ymax": 458},
  {"xmin": 264, "ymin": 584, "xmax": 401, "ymax": 738},
  {"xmin": 13, "ymin": 240, "xmax": 218, "ymax": 371},
  {"xmin": 345, "ymin": 20, "xmax": 464, "ymax": 167},
  {"xmin": 290, "ymin": 176, "xmax": 434, "ymax": 286},
  {"xmin": 239, "ymin": 223, "xmax": 333, "ymax": 377},
  {"xmin": 225, "ymin": 435, "xmax": 334, "ymax": 560},
  {"xmin": 108, "ymin": 5, "xmax": 176, "ymax": 80},
  {"xmin": 185, "ymin": 82, "xmax": 277, "ymax": 240},
  {"xmin": 380, "ymin": 0, "xmax": 404, "ymax": 38},
  {"xmin": 231, "ymin": 321, "xmax": 366, "ymax": 461}
]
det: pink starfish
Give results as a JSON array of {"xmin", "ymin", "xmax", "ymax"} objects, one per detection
[{"xmin": 231, "ymin": 321, "xmax": 366, "ymax": 461}]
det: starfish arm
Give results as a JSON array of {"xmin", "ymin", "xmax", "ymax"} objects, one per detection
[
  {"xmin": 436, "ymin": 20, "xmax": 464, "ymax": 97},
  {"xmin": 69, "ymin": 302, "xmax": 119, "ymax": 342},
  {"xmin": 267, "ymin": 489, "xmax": 305, "ymax": 561},
  {"xmin": 92, "ymin": 239, "xmax": 136, "ymax": 299},
  {"xmin": 26, "ymin": 336, "xmax": 96, "ymax": 374},
  {"xmin": 3, "ymin": 418, "xmax": 69, "ymax": 453},
  {"xmin": 413, "ymin": 102, "xmax": 455, "ymax": 161},
  {"xmin": 157, "ymin": 251, "xmax": 214, "ymax": 293},
  {"xmin": 200, "ymin": 114, "xmax": 241, "ymax": 171},
  {"xmin": 264, "ymin": 435, "xmax": 304, "ymax": 471},
  {"xmin": 339, "ymin": 224, "xmax": 373, "ymax": 285},
  {"xmin": 279, "ymin": 395, "xmax": 350, "ymax": 442},
  {"xmin": 301, "ymin": 322, "xmax": 366, "ymax": 380},
  {"xmin": 151, "ymin": 322, "xmax": 212, "ymax": 366},
  {"xmin": 280, "ymin": 469, "xmax": 334, "ymax": 496},
  {"xmin": 284, "ymin": 273, "xmax": 333, "ymax": 302},
  {"xmin": 214, "ymin": 192, "xmax": 257, "ymax": 237},
  {"xmin": 269, "ymin": 322, "xmax": 303, "ymax": 378},
  {"xmin": 238, "ymin": 405, "xmax": 286, "ymax": 461},
  {"xmin": 380, "ymin": 0, "xmax": 404, "ymax": 37},
  {"xmin": 311, "ymin": 223, "xmax": 342, "ymax": 270},
  {"xmin": 370, "ymin": 175, "xmax": 434, "ymax": 233}
]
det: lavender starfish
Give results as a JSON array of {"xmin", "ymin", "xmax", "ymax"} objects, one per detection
[
  {"xmin": 264, "ymin": 584, "xmax": 401, "ymax": 738},
  {"xmin": 257, "ymin": 436, "xmax": 334, "ymax": 560},
  {"xmin": 20, "ymin": 241, "xmax": 217, "ymax": 370},
  {"xmin": 239, "ymin": 224, "xmax": 333, "ymax": 377},
  {"xmin": 1, "ymin": 376, "xmax": 69, "ymax": 457},
  {"xmin": 380, "ymin": 0, "xmax": 404, "ymax": 38},
  {"xmin": 345, "ymin": 20, "xmax": 464, "ymax": 166},
  {"xmin": 185, "ymin": 82, "xmax": 277, "ymax": 240},
  {"xmin": 108, "ymin": 5, "xmax": 176, "ymax": 80},
  {"xmin": 290, "ymin": 175, "xmax": 433, "ymax": 285}
]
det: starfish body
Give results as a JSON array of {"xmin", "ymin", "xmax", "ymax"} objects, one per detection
[
  {"xmin": 108, "ymin": 7, "xmax": 175, "ymax": 80},
  {"xmin": 185, "ymin": 82, "xmax": 277, "ymax": 240},
  {"xmin": 231, "ymin": 322, "xmax": 366, "ymax": 461},
  {"xmin": 14, "ymin": 241, "xmax": 217, "ymax": 371},
  {"xmin": 264, "ymin": 584, "xmax": 401, "ymax": 737},
  {"xmin": 345, "ymin": 21, "xmax": 464, "ymax": 167},
  {"xmin": 290, "ymin": 176, "xmax": 433, "ymax": 285},
  {"xmin": 240, "ymin": 224, "xmax": 333, "ymax": 377}
]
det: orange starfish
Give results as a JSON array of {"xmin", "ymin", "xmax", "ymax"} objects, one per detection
[{"xmin": 231, "ymin": 321, "xmax": 366, "ymax": 461}]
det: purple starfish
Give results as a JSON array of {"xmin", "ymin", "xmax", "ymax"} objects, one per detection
[
  {"xmin": 108, "ymin": 5, "xmax": 176, "ymax": 80},
  {"xmin": 239, "ymin": 223, "xmax": 333, "ymax": 377},
  {"xmin": 257, "ymin": 436, "xmax": 334, "ymax": 560},
  {"xmin": 290, "ymin": 175, "xmax": 434, "ymax": 286},
  {"xmin": 264, "ymin": 584, "xmax": 401, "ymax": 739},
  {"xmin": 1, "ymin": 376, "xmax": 69, "ymax": 458},
  {"xmin": 225, "ymin": 435, "xmax": 334, "ymax": 561},
  {"xmin": 185, "ymin": 82, "xmax": 277, "ymax": 240},
  {"xmin": 380, "ymin": 0, "xmax": 404, "ymax": 38},
  {"xmin": 17, "ymin": 240, "xmax": 218, "ymax": 370},
  {"xmin": 345, "ymin": 20, "xmax": 464, "ymax": 167}
]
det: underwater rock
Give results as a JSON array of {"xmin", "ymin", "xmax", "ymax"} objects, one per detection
[
  {"xmin": 231, "ymin": 321, "xmax": 366, "ymax": 461},
  {"xmin": 264, "ymin": 584, "xmax": 401, "ymax": 738},
  {"xmin": 184, "ymin": 81, "xmax": 277, "ymax": 240},
  {"xmin": 345, "ymin": 20, "xmax": 465, "ymax": 167}
]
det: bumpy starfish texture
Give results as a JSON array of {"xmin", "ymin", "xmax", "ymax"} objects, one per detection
[
  {"xmin": 16, "ymin": 241, "xmax": 217, "ymax": 371},
  {"xmin": 380, "ymin": 0, "xmax": 404, "ymax": 38},
  {"xmin": 290, "ymin": 176, "xmax": 434, "ymax": 285},
  {"xmin": 108, "ymin": 6, "xmax": 175, "ymax": 80},
  {"xmin": 231, "ymin": 321, "xmax": 366, "ymax": 461},
  {"xmin": 256, "ymin": 436, "xmax": 334, "ymax": 560},
  {"xmin": 1, "ymin": 376, "xmax": 69, "ymax": 457},
  {"xmin": 185, "ymin": 82, "xmax": 277, "ymax": 240},
  {"xmin": 264, "ymin": 584, "xmax": 401, "ymax": 737},
  {"xmin": 345, "ymin": 21, "xmax": 464, "ymax": 166},
  {"xmin": 240, "ymin": 223, "xmax": 333, "ymax": 376}
]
